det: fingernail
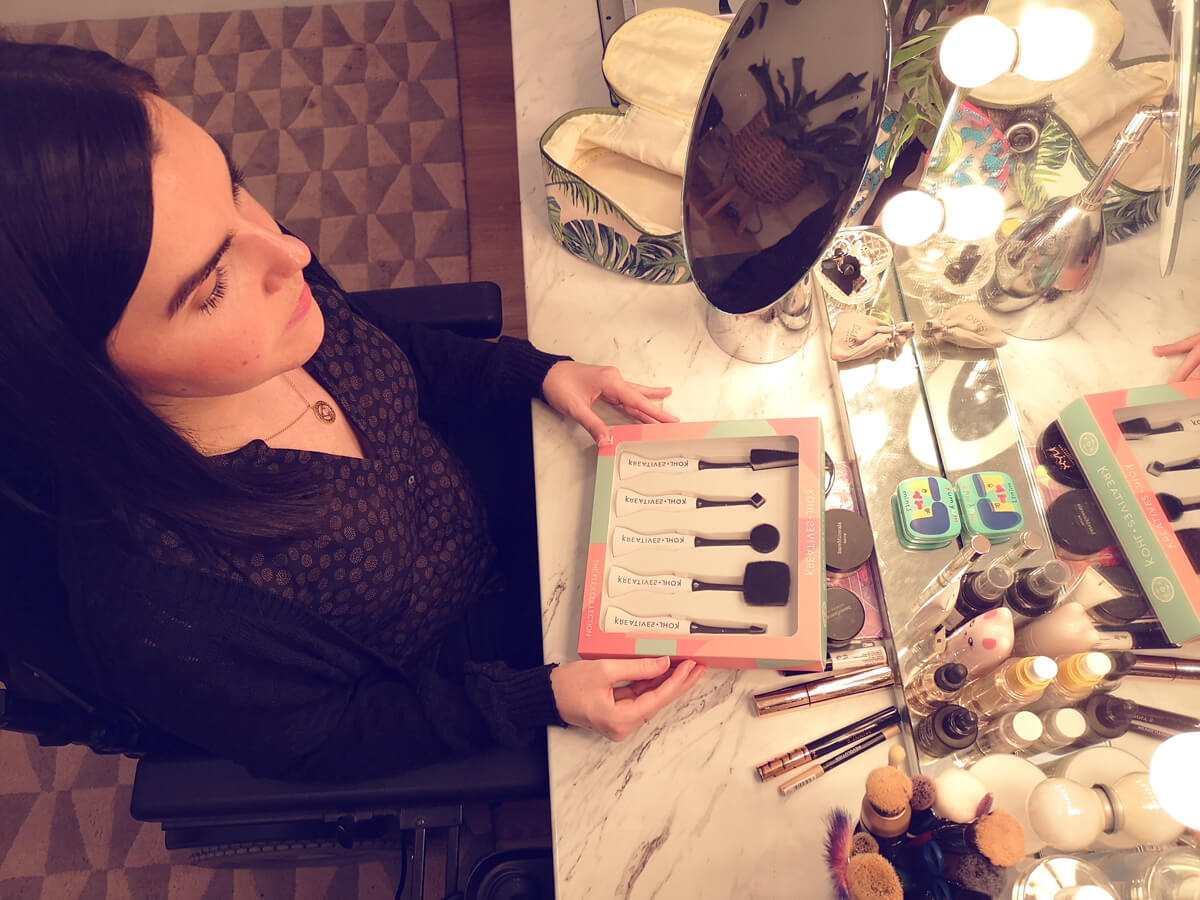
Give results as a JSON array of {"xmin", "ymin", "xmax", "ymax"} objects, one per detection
[{"xmin": 679, "ymin": 660, "xmax": 696, "ymax": 675}]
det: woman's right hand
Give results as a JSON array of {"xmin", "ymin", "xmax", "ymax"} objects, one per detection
[
  {"xmin": 549, "ymin": 656, "xmax": 706, "ymax": 741},
  {"xmin": 1153, "ymin": 333, "xmax": 1200, "ymax": 381}
]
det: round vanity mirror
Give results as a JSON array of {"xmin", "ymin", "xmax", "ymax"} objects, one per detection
[
  {"xmin": 681, "ymin": 0, "xmax": 891, "ymax": 362},
  {"xmin": 1159, "ymin": 0, "xmax": 1199, "ymax": 276}
]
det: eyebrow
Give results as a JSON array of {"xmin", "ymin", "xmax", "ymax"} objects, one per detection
[{"xmin": 165, "ymin": 144, "xmax": 241, "ymax": 319}]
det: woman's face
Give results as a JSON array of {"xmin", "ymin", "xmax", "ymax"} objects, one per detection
[{"xmin": 106, "ymin": 96, "xmax": 324, "ymax": 401}]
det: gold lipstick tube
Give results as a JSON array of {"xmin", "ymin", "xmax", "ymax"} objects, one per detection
[
  {"xmin": 753, "ymin": 664, "xmax": 894, "ymax": 716},
  {"xmin": 1130, "ymin": 655, "xmax": 1200, "ymax": 680}
]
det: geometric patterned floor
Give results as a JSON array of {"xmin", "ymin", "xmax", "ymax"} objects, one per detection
[{"xmin": 5, "ymin": 0, "xmax": 469, "ymax": 293}]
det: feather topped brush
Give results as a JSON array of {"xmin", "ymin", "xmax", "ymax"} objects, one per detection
[{"xmin": 825, "ymin": 807, "xmax": 854, "ymax": 900}]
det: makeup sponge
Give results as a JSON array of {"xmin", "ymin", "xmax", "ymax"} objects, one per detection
[
  {"xmin": 932, "ymin": 768, "xmax": 988, "ymax": 823},
  {"xmin": 850, "ymin": 831, "xmax": 879, "ymax": 857},
  {"xmin": 910, "ymin": 775, "xmax": 937, "ymax": 812},
  {"xmin": 865, "ymin": 766, "xmax": 913, "ymax": 816},
  {"xmin": 942, "ymin": 850, "xmax": 1006, "ymax": 895},
  {"xmin": 973, "ymin": 810, "xmax": 1024, "ymax": 867},
  {"xmin": 846, "ymin": 853, "xmax": 903, "ymax": 900}
]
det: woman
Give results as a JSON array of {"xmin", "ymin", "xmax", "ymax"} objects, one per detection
[{"xmin": 0, "ymin": 42, "xmax": 705, "ymax": 780}]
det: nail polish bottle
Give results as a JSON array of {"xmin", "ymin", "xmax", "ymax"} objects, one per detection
[
  {"xmin": 1071, "ymin": 694, "xmax": 1136, "ymax": 749},
  {"xmin": 905, "ymin": 661, "xmax": 969, "ymax": 717},
  {"xmin": 1012, "ymin": 601, "xmax": 1102, "ymax": 656},
  {"xmin": 951, "ymin": 709, "xmax": 1043, "ymax": 766},
  {"xmin": 1006, "ymin": 560, "xmax": 1072, "ymax": 618},
  {"xmin": 952, "ymin": 562, "xmax": 1015, "ymax": 626},
  {"xmin": 914, "ymin": 704, "xmax": 978, "ymax": 758},
  {"xmin": 957, "ymin": 655, "xmax": 1058, "ymax": 721},
  {"xmin": 1029, "ymin": 707, "xmax": 1088, "ymax": 753},
  {"xmin": 1027, "ymin": 651, "xmax": 1113, "ymax": 712}
]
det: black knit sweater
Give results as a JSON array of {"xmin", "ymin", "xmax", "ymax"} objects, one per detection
[{"xmin": 57, "ymin": 261, "xmax": 570, "ymax": 782}]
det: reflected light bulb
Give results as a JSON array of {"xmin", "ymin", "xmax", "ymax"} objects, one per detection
[
  {"xmin": 1015, "ymin": 8, "xmax": 1094, "ymax": 81},
  {"xmin": 940, "ymin": 185, "xmax": 1005, "ymax": 241},
  {"xmin": 939, "ymin": 16, "xmax": 1018, "ymax": 88},
  {"xmin": 881, "ymin": 190, "xmax": 944, "ymax": 246},
  {"xmin": 1149, "ymin": 732, "xmax": 1200, "ymax": 829}
]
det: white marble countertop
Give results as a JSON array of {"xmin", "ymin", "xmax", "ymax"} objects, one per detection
[{"xmin": 508, "ymin": 2, "xmax": 1200, "ymax": 897}]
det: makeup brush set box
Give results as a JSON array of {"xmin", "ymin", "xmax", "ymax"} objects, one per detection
[
  {"xmin": 577, "ymin": 419, "xmax": 827, "ymax": 669},
  {"xmin": 1054, "ymin": 382, "xmax": 1200, "ymax": 643}
]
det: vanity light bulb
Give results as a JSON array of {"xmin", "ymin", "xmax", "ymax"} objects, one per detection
[
  {"xmin": 1149, "ymin": 732, "xmax": 1200, "ymax": 829},
  {"xmin": 940, "ymin": 185, "xmax": 1006, "ymax": 241},
  {"xmin": 1110, "ymin": 771, "xmax": 1186, "ymax": 845},
  {"xmin": 938, "ymin": 16, "xmax": 1018, "ymax": 88},
  {"xmin": 880, "ymin": 190, "xmax": 944, "ymax": 246},
  {"xmin": 1014, "ymin": 8, "xmax": 1094, "ymax": 82},
  {"xmin": 1027, "ymin": 776, "xmax": 1104, "ymax": 851}
]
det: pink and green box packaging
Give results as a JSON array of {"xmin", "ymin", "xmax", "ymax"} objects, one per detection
[
  {"xmin": 1057, "ymin": 382, "xmax": 1200, "ymax": 643},
  {"xmin": 577, "ymin": 418, "xmax": 827, "ymax": 669}
]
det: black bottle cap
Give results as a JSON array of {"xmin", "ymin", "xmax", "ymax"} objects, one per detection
[
  {"xmin": 1046, "ymin": 489, "xmax": 1115, "ymax": 559},
  {"xmin": 933, "ymin": 663, "xmax": 968, "ymax": 693},
  {"xmin": 938, "ymin": 704, "xmax": 978, "ymax": 744},
  {"xmin": 956, "ymin": 571, "xmax": 1006, "ymax": 617},
  {"xmin": 1104, "ymin": 650, "xmax": 1138, "ymax": 678},
  {"xmin": 1037, "ymin": 421, "xmax": 1088, "ymax": 488},
  {"xmin": 825, "ymin": 508, "xmax": 874, "ymax": 573},
  {"xmin": 1006, "ymin": 570, "xmax": 1058, "ymax": 617},
  {"xmin": 1090, "ymin": 694, "xmax": 1136, "ymax": 730}
]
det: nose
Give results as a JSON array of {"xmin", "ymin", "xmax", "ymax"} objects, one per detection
[{"xmin": 257, "ymin": 228, "xmax": 313, "ymax": 295}]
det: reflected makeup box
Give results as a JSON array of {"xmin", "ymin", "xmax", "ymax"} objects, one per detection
[
  {"xmin": 1054, "ymin": 382, "xmax": 1200, "ymax": 643},
  {"xmin": 578, "ymin": 419, "xmax": 827, "ymax": 669}
]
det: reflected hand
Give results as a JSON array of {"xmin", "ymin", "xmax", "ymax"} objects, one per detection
[
  {"xmin": 542, "ymin": 361, "xmax": 679, "ymax": 445},
  {"xmin": 549, "ymin": 657, "xmax": 706, "ymax": 741},
  {"xmin": 1153, "ymin": 333, "xmax": 1200, "ymax": 382}
]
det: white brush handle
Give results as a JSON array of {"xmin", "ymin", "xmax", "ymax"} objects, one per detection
[
  {"xmin": 618, "ymin": 453, "xmax": 699, "ymax": 479},
  {"xmin": 608, "ymin": 566, "xmax": 688, "ymax": 596},
  {"xmin": 614, "ymin": 489, "xmax": 698, "ymax": 517},
  {"xmin": 604, "ymin": 606, "xmax": 690, "ymax": 634},
  {"xmin": 612, "ymin": 527, "xmax": 691, "ymax": 556}
]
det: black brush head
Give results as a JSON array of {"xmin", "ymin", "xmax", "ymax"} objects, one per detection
[
  {"xmin": 749, "ymin": 492, "xmax": 766, "ymax": 508},
  {"xmin": 742, "ymin": 561, "xmax": 791, "ymax": 606},
  {"xmin": 748, "ymin": 448, "xmax": 799, "ymax": 470}
]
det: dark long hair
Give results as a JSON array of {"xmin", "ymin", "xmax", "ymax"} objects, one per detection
[{"xmin": 0, "ymin": 42, "xmax": 324, "ymax": 544}]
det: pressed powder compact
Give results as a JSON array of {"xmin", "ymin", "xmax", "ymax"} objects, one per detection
[
  {"xmin": 1047, "ymin": 489, "xmax": 1116, "ymax": 558},
  {"xmin": 1037, "ymin": 421, "xmax": 1088, "ymax": 488},
  {"xmin": 825, "ymin": 508, "xmax": 874, "ymax": 573},
  {"xmin": 825, "ymin": 586, "xmax": 866, "ymax": 648}
]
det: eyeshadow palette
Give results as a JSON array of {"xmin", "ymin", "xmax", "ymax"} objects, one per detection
[{"xmin": 577, "ymin": 419, "xmax": 827, "ymax": 669}]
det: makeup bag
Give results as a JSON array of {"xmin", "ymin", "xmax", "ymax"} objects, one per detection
[{"xmin": 539, "ymin": 8, "xmax": 726, "ymax": 283}]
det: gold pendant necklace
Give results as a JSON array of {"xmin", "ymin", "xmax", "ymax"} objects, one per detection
[{"xmin": 206, "ymin": 372, "xmax": 336, "ymax": 455}]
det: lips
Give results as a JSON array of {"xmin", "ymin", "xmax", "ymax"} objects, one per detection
[{"xmin": 286, "ymin": 282, "xmax": 313, "ymax": 329}]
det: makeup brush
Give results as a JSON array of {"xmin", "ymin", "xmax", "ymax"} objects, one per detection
[
  {"xmin": 845, "ymin": 853, "xmax": 903, "ymax": 900},
  {"xmin": 604, "ymin": 606, "xmax": 766, "ymax": 635},
  {"xmin": 614, "ymin": 488, "xmax": 766, "ymax": 517},
  {"xmin": 931, "ymin": 810, "xmax": 1024, "ymax": 867},
  {"xmin": 860, "ymin": 764, "xmax": 913, "ymax": 858},
  {"xmin": 941, "ymin": 851, "xmax": 1005, "ymax": 896},
  {"xmin": 612, "ymin": 524, "xmax": 780, "ymax": 556},
  {"xmin": 825, "ymin": 808, "xmax": 854, "ymax": 900},
  {"xmin": 619, "ymin": 448, "xmax": 799, "ymax": 478},
  {"xmin": 1155, "ymin": 492, "xmax": 1200, "ymax": 522},
  {"xmin": 851, "ymin": 832, "xmax": 879, "ymax": 857},
  {"xmin": 609, "ymin": 561, "xmax": 791, "ymax": 606},
  {"xmin": 1118, "ymin": 415, "xmax": 1189, "ymax": 439},
  {"xmin": 908, "ymin": 775, "xmax": 939, "ymax": 834}
]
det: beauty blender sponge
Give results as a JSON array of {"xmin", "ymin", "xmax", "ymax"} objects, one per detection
[
  {"xmin": 850, "ymin": 832, "xmax": 879, "ymax": 857},
  {"xmin": 846, "ymin": 853, "xmax": 903, "ymax": 900},
  {"xmin": 942, "ymin": 850, "xmax": 1006, "ymax": 895},
  {"xmin": 910, "ymin": 775, "xmax": 936, "ymax": 812},
  {"xmin": 865, "ymin": 766, "xmax": 913, "ymax": 815},
  {"xmin": 973, "ymin": 810, "xmax": 1024, "ymax": 866},
  {"xmin": 932, "ymin": 768, "xmax": 988, "ymax": 823}
]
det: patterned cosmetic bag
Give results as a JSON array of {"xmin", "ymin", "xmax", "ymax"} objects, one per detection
[{"xmin": 539, "ymin": 8, "xmax": 725, "ymax": 283}]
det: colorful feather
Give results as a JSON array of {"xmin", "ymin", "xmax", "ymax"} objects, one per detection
[{"xmin": 824, "ymin": 807, "xmax": 854, "ymax": 900}]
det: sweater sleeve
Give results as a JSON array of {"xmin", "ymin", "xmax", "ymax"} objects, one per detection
[{"xmin": 67, "ymin": 546, "xmax": 564, "ymax": 782}]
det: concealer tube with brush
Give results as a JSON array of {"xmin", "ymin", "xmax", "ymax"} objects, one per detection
[
  {"xmin": 1129, "ymin": 702, "xmax": 1200, "ymax": 733},
  {"xmin": 753, "ymin": 663, "xmax": 894, "ymax": 716},
  {"xmin": 755, "ymin": 707, "xmax": 899, "ymax": 780}
]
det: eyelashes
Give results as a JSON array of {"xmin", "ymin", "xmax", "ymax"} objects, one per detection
[{"xmin": 198, "ymin": 266, "xmax": 228, "ymax": 314}]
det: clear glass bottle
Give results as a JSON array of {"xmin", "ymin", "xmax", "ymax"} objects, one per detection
[
  {"xmin": 904, "ymin": 661, "xmax": 969, "ymax": 717},
  {"xmin": 1071, "ymin": 694, "xmax": 1136, "ymax": 748},
  {"xmin": 901, "ymin": 537, "xmax": 992, "ymax": 649},
  {"xmin": 1027, "ymin": 651, "xmax": 1113, "ymax": 712},
  {"xmin": 957, "ymin": 655, "xmax": 1058, "ymax": 721},
  {"xmin": 951, "ymin": 561, "xmax": 1014, "ymax": 626},
  {"xmin": 1098, "ymin": 847, "xmax": 1200, "ymax": 900},
  {"xmin": 951, "ymin": 709, "xmax": 1043, "ymax": 766},
  {"xmin": 914, "ymin": 703, "xmax": 978, "ymax": 758},
  {"xmin": 1029, "ymin": 707, "xmax": 1087, "ymax": 753},
  {"xmin": 1007, "ymin": 560, "xmax": 1073, "ymax": 617}
]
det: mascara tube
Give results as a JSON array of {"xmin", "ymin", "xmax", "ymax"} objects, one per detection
[{"xmin": 753, "ymin": 664, "xmax": 894, "ymax": 716}]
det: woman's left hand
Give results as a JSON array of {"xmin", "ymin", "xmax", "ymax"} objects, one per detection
[
  {"xmin": 1154, "ymin": 333, "xmax": 1200, "ymax": 382},
  {"xmin": 542, "ymin": 361, "xmax": 679, "ymax": 445}
]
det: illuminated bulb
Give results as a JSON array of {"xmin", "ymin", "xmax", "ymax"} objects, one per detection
[
  {"xmin": 1028, "ymin": 777, "xmax": 1104, "ymax": 850},
  {"xmin": 940, "ymin": 185, "xmax": 1005, "ymax": 241},
  {"xmin": 880, "ymin": 190, "xmax": 943, "ymax": 246},
  {"xmin": 1015, "ymin": 8, "xmax": 1094, "ymax": 81},
  {"xmin": 939, "ymin": 16, "xmax": 1018, "ymax": 88},
  {"xmin": 1149, "ymin": 732, "xmax": 1200, "ymax": 829}
]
